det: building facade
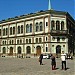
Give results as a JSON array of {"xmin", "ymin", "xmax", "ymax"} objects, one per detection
[{"xmin": 0, "ymin": 10, "xmax": 75, "ymax": 57}]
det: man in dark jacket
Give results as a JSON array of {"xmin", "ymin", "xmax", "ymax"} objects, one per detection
[{"xmin": 39, "ymin": 54, "xmax": 43, "ymax": 65}]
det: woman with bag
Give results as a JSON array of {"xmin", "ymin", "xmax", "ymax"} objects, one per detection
[{"xmin": 51, "ymin": 54, "xmax": 56, "ymax": 70}]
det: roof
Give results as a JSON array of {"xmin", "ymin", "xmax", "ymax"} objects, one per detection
[{"xmin": 0, "ymin": 10, "xmax": 74, "ymax": 24}]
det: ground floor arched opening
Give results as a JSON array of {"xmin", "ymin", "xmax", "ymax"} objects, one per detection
[
  {"xmin": 2, "ymin": 47, "xmax": 6, "ymax": 54},
  {"xmin": 9, "ymin": 47, "xmax": 13, "ymax": 56},
  {"xmin": 36, "ymin": 46, "xmax": 41, "ymax": 56},
  {"xmin": 26, "ymin": 46, "xmax": 31, "ymax": 54},
  {"xmin": 56, "ymin": 45, "xmax": 61, "ymax": 57},
  {"xmin": 17, "ymin": 46, "xmax": 22, "ymax": 54}
]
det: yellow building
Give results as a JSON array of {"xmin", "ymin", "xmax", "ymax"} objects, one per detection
[{"xmin": 0, "ymin": 10, "xmax": 75, "ymax": 58}]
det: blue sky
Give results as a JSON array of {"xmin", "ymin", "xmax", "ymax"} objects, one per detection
[{"xmin": 0, "ymin": 0, "xmax": 74, "ymax": 20}]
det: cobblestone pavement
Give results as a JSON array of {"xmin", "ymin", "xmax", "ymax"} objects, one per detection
[{"xmin": 0, "ymin": 57, "xmax": 75, "ymax": 75}]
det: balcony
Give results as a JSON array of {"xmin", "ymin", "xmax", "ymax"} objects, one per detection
[{"xmin": 50, "ymin": 30, "xmax": 68, "ymax": 35}]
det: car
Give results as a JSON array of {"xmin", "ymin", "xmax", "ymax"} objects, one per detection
[
  {"xmin": 43, "ymin": 54, "xmax": 50, "ymax": 59},
  {"xmin": 66, "ymin": 54, "xmax": 73, "ymax": 60}
]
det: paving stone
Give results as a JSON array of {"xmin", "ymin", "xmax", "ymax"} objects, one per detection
[{"xmin": 0, "ymin": 57, "xmax": 75, "ymax": 75}]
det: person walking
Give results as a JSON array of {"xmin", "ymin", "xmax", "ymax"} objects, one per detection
[
  {"xmin": 39, "ymin": 54, "xmax": 43, "ymax": 65},
  {"xmin": 61, "ymin": 51, "xmax": 66, "ymax": 70},
  {"xmin": 51, "ymin": 54, "xmax": 56, "ymax": 70}
]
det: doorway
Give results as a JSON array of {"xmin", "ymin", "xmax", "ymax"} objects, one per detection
[
  {"xmin": 9, "ymin": 47, "xmax": 13, "ymax": 56},
  {"xmin": 36, "ymin": 46, "xmax": 41, "ymax": 56}
]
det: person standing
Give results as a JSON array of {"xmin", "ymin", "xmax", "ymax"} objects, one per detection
[
  {"xmin": 61, "ymin": 51, "xmax": 66, "ymax": 70},
  {"xmin": 51, "ymin": 54, "xmax": 56, "ymax": 70},
  {"xmin": 39, "ymin": 54, "xmax": 43, "ymax": 65}
]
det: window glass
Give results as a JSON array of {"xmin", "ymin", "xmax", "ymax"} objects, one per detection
[
  {"xmin": 39, "ymin": 38, "xmax": 42, "ymax": 43},
  {"xmin": 29, "ymin": 39, "xmax": 31, "ymax": 43},
  {"xmin": 13, "ymin": 27, "xmax": 15, "ymax": 34},
  {"xmin": 39, "ymin": 22, "xmax": 42, "ymax": 31},
  {"xmin": 10, "ymin": 27, "xmax": 12, "ymax": 35},
  {"xmin": 46, "ymin": 47, "xmax": 48, "ymax": 52},
  {"xmin": 36, "ymin": 22, "xmax": 39, "ymax": 32},
  {"xmin": 51, "ymin": 20, "xmax": 55, "ymax": 30},
  {"xmin": 30, "ymin": 23, "xmax": 32, "ymax": 32},
  {"xmin": 46, "ymin": 22, "xmax": 48, "ymax": 26},
  {"xmin": 17, "ymin": 40, "xmax": 19, "ymax": 44},
  {"xmin": 26, "ymin": 39, "xmax": 28, "ymax": 43},
  {"xmin": 0, "ymin": 29, "xmax": 1, "ymax": 36},
  {"xmin": 21, "ymin": 25, "xmax": 23, "ymax": 33},
  {"xmin": 6, "ymin": 28, "xmax": 8, "ymax": 35},
  {"xmin": 56, "ymin": 21, "xmax": 60, "ymax": 30},
  {"xmin": 3, "ymin": 47, "xmax": 6, "ymax": 54},
  {"xmin": 36, "ymin": 38, "xmax": 38, "ymax": 43},
  {"xmin": 26, "ymin": 24, "xmax": 29, "ymax": 33},
  {"xmin": 3, "ymin": 28, "xmax": 5, "ymax": 36},
  {"xmin": 20, "ymin": 39, "xmax": 22, "ymax": 44},
  {"xmin": 46, "ymin": 37, "xmax": 47, "ymax": 41},
  {"xmin": 61, "ymin": 21, "xmax": 64, "ymax": 30},
  {"xmin": 18, "ymin": 26, "xmax": 20, "ymax": 34},
  {"xmin": 57, "ymin": 37, "xmax": 60, "ymax": 42}
]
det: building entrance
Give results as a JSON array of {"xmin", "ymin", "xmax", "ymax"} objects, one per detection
[
  {"xmin": 36, "ymin": 46, "xmax": 41, "ymax": 56},
  {"xmin": 9, "ymin": 47, "xmax": 13, "ymax": 56},
  {"xmin": 56, "ymin": 45, "xmax": 61, "ymax": 57}
]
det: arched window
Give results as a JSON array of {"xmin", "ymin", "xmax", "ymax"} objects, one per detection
[
  {"xmin": 36, "ymin": 22, "xmax": 39, "ymax": 32},
  {"xmin": 26, "ymin": 39, "xmax": 28, "ymax": 43},
  {"xmin": 30, "ymin": 23, "xmax": 32, "ymax": 32},
  {"xmin": 17, "ymin": 40, "xmax": 19, "ymax": 44},
  {"xmin": 18, "ymin": 26, "xmax": 20, "ymax": 34},
  {"xmin": 36, "ymin": 38, "xmax": 38, "ymax": 43},
  {"xmin": 5, "ymin": 41, "xmax": 6, "ymax": 45},
  {"xmin": 20, "ymin": 39, "xmax": 22, "ymax": 44},
  {"xmin": 6, "ymin": 28, "xmax": 8, "ymax": 35},
  {"xmin": 17, "ymin": 46, "xmax": 21, "ymax": 54},
  {"xmin": 3, "ymin": 41, "xmax": 4, "ymax": 45},
  {"xmin": 26, "ymin": 24, "xmax": 29, "ymax": 33},
  {"xmin": 51, "ymin": 20, "xmax": 55, "ymax": 30},
  {"xmin": 12, "ymin": 40, "xmax": 13, "ymax": 44},
  {"xmin": 10, "ymin": 40, "xmax": 11, "ymax": 44},
  {"xmin": 21, "ymin": 25, "xmax": 23, "ymax": 33},
  {"xmin": 39, "ymin": 22, "xmax": 42, "ymax": 31},
  {"xmin": 56, "ymin": 21, "xmax": 60, "ymax": 30},
  {"xmin": 0, "ymin": 29, "xmax": 1, "ymax": 36},
  {"xmin": 57, "ymin": 37, "xmax": 60, "ymax": 42},
  {"xmin": 3, "ymin": 28, "xmax": 5, "ymax": 36},
  {"xmin": 3, "ymin": 47, "xmax": 6, "ymax": 54},
  {"xmin": 10, "ymin": 27, "xmax": 12, "ymax": 35},
  {"xmin": 39, "ymin": 38, "xmax": 42, "ymax": 43},
  {"xmin": 61, "ymin": 21, "xmax": 64, "ymax": 30},
  {"xmin": 13, "ymin": 27, "xmax": 15, "ymax": 34},
  {"xmin": 29, "ymin": 39, "xmax": 31, "ymax": 43}
]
